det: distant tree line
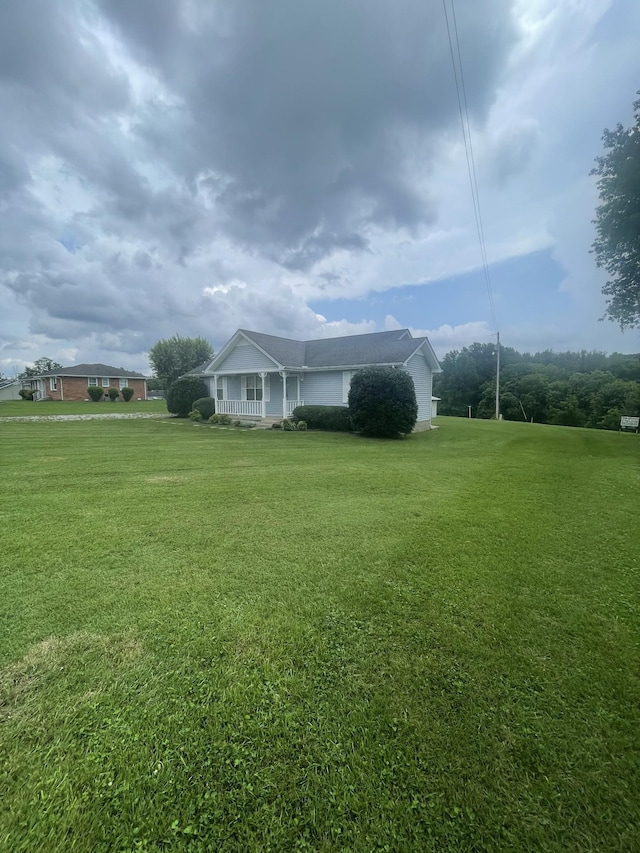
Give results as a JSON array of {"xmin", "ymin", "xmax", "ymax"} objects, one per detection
[{"xmin": 433, "ymin": 343, "xmax": 640, "ymax": 429}]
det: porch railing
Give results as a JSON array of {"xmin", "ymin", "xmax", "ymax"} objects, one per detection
[
  {"xmin": 217, "ymin": 400, "xmax": 262, "ymax": 417},
  {"xmin": 286, "ymin": 400, "xmax": 304, "ymax": 416}
]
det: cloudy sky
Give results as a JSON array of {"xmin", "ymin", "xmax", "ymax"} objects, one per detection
[{"xmin": 1, "ymin": 0, "xmax": 639, "ymax": 376}]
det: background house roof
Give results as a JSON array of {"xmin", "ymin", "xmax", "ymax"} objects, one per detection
[{"xmin": 31, "ymin": 364, "xmax": 147, "ymax": 379}]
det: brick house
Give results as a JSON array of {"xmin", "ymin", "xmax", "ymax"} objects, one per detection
[{"xmin": 23, "ymin": 364, "xmax": 148, "ymax": 402}]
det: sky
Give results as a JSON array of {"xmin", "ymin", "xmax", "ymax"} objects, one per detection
[{"xmin": 1, "ymin": 0, "xmax": 639, "ymax": 377}]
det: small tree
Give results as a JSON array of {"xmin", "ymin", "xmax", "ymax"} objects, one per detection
[
  {"xmin": 18, "ymin": 389, "xmax": 35, "ymax": 400},
  {"xmin": 121, "ymin": 386, "xmax": 134, "ymax": 402},
  {"xmin": 107, "ymin": 387, "xmax": 120, "ymax": 401},
  {"xmin": 348, "ymin": 366, "xmax": 418, "ymax": 438},
  {"xmin": 19, "ymin": 357, "xmax": 63, "ymax": 380},
  {"xmin": 87, "ymin": 386, "xmax": 105, "ymax": 401},
  {"xmin": 148, "ymin": 336, "xmax": 214, "ymax": 390},
  {"xmin": 166, "ymin": 377, "xmax": 208, "ymax": 418}
]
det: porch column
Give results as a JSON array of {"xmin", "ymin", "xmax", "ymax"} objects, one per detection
[
  {"xmin": 281, "ymin": 370, "xmax": 287, "ymax": 418},
  {"xmin": 212, "ymin": 373, "xmax": 219, "ymax": 408},
  {"xmin": 260, "ymin": 372, "xmax": 267, "ymax": 419}
]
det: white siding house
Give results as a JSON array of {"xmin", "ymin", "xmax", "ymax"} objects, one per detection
[{"xmin": 189, "ymin": 328, "xmax": 441, "ymax": 429}]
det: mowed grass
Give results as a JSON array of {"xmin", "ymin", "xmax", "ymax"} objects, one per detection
[
  {"xmin": 0, "ymin": 417, "xmax": 638, "ymax": 851},
  {"xmin": 0, "ymin": 399, "xmax": 166, "ymax": 417}
]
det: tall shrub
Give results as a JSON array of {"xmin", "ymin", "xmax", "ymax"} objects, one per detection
[
  {"xmin": 107, "ymin": 387, "xmax": 120, "ymax": 401},
  {"xmin": 121, "ymin": 386, "xmax": 134, "ymax": 402},
  {"xmin": 87, "ymin": 386, "xmax": 105, "ymax": 401},
  {"xmin": 166, "ymin": 377, "xmax": 208, "ymax": 418},
  {"xmin": 348, "ymin": 366, "xmax": 417, "ymax": 437}
]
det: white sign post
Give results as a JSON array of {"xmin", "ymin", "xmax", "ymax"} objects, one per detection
[{"xmin": 620, "ymin": 416, "xmax": 639, "ymax": 433}]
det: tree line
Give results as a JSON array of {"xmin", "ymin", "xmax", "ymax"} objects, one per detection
[{"xmin": 433, "ymin": 343, "xmax": 640, "ymax": 429}]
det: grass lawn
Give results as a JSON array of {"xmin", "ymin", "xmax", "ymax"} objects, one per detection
[
  {"xmin": 0, "ymin": 399, "xmax": 167, "ymax": 417},
  {"xmin": 0, "ymin": 417, "xmax": 638, "ymax": 851}
]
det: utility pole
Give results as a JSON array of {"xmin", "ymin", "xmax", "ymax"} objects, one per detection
[{"xmin": 495, "ymin": 331, "xmax": 500, "ymax": 421}]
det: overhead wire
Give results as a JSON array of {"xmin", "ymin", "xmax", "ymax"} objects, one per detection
[{"xmin": 441, "ymin": 0, "xmax": 497, "ymax": 331}]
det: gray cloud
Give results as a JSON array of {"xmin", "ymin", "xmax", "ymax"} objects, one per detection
[
  {"xmin": 1, "ymin": 0, "xmax": 522, "ymax": 369},
  {"xmin": 99, "ymin": 0, "xmax": 515, "ymax": 264}
]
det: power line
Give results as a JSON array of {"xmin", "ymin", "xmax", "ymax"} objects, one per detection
[
  {"xmin": 441, "ymin": 0, "xmax": 497, "ymax": 331},
  {"xmin": 442, "ymin": 0, "xmax": 500, "ymax": 418}
]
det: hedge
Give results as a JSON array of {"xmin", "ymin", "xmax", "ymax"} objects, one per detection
[
  {"xmin": 291, "ymin": 405, "xmax": 353, "ymax": 432},
  {"xmin": 192, "ymin": 397, "xmax": 217, "ymax": 420}
]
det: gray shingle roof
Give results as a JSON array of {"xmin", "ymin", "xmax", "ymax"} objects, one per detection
[
  {"xmin": 32, "ymin": 364, "xmax": 146, "ymax": 379},
  {"xmin": 238, "ymin": 330, "xmax": 306, "ymax": 366},
  {"xmin": 184, "ymin": 360, "xmax": 212, "ymax": 376},
  {"xmin": 240, "ymin": 329, "xmax": 430, "ymax": 369}
]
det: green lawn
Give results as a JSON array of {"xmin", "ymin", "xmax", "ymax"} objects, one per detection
[
  {"xmin": 0, "ymin": 417, "xmax": 638, "ymax": 851},
  {"xmin": 0, "ymin": 399, "xmax": 166, "ymax": 417}
]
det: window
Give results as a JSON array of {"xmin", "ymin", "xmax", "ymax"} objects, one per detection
[
  {"xmin": 101, "ymin": 377, "xmax": 109, "ymax": 387},
  {"xmin": 88, "ymin": 378, "xmax": 98, "ymax": 387},
  {"xmin": 119, "ymin": 378, "xmax": 128, "ymax": 390},
  {"xmin": 245, "ymin": 374, "xmax": 262, "ymax": 401},
  {"xmin": 49, "ymin": 377, "xmax": 57, "ymax": 391},
  {"xmin": 215, "ymin": 377, "xmax": 226, "ymax": 401},
  {"xmin": 243, "ymin": 374, "xmax": 269, "ymax": 401}
]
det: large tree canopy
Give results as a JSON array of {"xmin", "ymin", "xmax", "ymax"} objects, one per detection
[
  {"xmin": 148, "ymin": 336, "xmax": 214, "ymax": 390},
  {"xmin": 591, "ymin": 93, "xmax": 640, "ymax": 329},
  {"xmin": 19, "ymin": 357, "xmax": 63, "ymax": 379}
]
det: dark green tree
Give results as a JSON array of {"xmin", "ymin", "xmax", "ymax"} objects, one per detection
[
  {"xmin": 19, "ymin": 357, "xmax": 63, "ymax": 379},
  {"xmin": 166, "ymin": 377, "xmax": 208, "ymax": 418},
  {"xmin": 148, "ymin": 336, "xmax": 214, "ymax": 390},
  {"xmin": 591, "ymin": 92, "xmax": 640, "ymax": 329},
  {"xmin": 348, "ymin": 366, "xmax": 417, "ymax": 438}
]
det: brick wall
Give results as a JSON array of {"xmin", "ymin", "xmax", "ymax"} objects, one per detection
[{"xmin": 43, "ymin": 376, "xmax": 147, "ymax": 401}]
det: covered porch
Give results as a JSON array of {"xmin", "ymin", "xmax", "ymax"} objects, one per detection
[{"xmin": 207, "ymin": 370, "xmax": 303, "ymax": 420}]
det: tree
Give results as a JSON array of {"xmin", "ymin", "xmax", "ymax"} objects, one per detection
[
  {"xmin": 348, "ymin": 366, "xmax": 417, "ymax": 438},
  {"xmin": 148, "ymin": 336, "xmax": 214, "ymax": 390},
  {"xmin": 166, "ymin": 376, "xmax": 208, "ymax": 418},
  {"xmin": 591, "ymin": 92, "xmax": 640, "ymax": 329},
  {"xmin": 19, "ymin": 357, "xmax": 63, "ymax": 379}
]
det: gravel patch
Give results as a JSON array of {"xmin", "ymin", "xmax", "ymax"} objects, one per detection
[{"xmin": 0, "ymin": 413, "xmax": 173, "ymax": 423}]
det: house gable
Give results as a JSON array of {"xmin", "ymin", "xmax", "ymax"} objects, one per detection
[{"xmin": 208, "ymin": 330, "xmax": 281, "ymax": 373}]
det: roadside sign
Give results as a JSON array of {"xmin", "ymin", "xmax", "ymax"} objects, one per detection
[{"xmin": 620, "ymin": 416, "xmax": 639, "ymax": 432}]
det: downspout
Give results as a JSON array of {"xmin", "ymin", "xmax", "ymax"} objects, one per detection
[{"xmin": 60, "ymin": 377, "xmax": 64, "ymax": 401}]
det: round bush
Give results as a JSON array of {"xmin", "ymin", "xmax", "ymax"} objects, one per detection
[
  {"xmin": 166, "ymin": 377, "xmax": 208, "ymax": 418},
  {"xmin": 87, "ymin": 386, "xmax": 105, "ymax": 401},
  {"xmin": 192, "ymin": 397, "xmax": 217, "ymax": 420},
  {"xmin": 121, "ymin": 386, "xmax": 134, "ymax": 402},
  {"xmin": 107, "ymin": 387, "xmax": 120, "ymax": 401},
  {"xmin": 348, "ymin": 366, "xmax": 418, "ymax": 438}
]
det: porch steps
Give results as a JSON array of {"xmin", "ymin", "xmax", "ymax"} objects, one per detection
[{"xmin": 253, "ymin": 416, "xmax": 282, "ymax": 429}]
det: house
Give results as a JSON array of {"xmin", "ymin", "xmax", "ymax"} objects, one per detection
[
  {"xmin": 0, "ymin": 378, "xmax": 22, "ymax": 401},
  {"xmin": 23, "ymin": 364, "xmax": 148, "ymax": 401},
  {"xmin": 190, "ymin": 328, "xmax": 441, "ymax": 429}
]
